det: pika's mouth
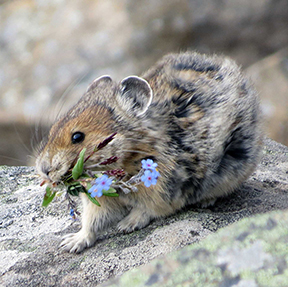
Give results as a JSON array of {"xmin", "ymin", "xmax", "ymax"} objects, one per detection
[
  {"xmin": 40, "ymin": 179, "xmax": 58, "ymax": 188},
  {"xmin": 38, "ymin": 162, "xmax": 71, "ymax": 187}
]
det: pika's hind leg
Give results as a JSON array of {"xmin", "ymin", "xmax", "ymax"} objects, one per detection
[
  {"xmin": 117, "ymin": 207, "xmax": 153, "ymax": 233},
  {"xmin": 117, "ymin": 197, "xmax": 176, "ymax": 233},
  {"xmin": 199, "ymin": 127, "xmax": 262, "ymax": 206},
  {"xmin": 60, "ymin": 193, "xmax": 128, "ymax": 253}
]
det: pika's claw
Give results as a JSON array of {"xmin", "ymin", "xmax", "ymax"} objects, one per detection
[{"xmin": 59, "ymin": 231, "xmax": 96, "ymax": 253}]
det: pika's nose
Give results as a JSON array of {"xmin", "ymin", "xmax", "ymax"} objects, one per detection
[{"xmin": 41, "ymin": 161, "xmax": 51, "ymax": 177}]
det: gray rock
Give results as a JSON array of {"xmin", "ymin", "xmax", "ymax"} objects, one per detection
[
  {"xmin": 0, "ymin": 138, "xmax": 288, "ymax": 286},
  {"xmin": 102, "ymin": 210, "xmax": 288, "ymax": 287},
  {"xmin": 247, "ymin": 49, "xmax": 288, "ymax": 146}
]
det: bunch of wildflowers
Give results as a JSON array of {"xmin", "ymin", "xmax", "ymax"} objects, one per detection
[{"xmin": 41, "ymin": 133, "xmax": 160, "ymax": 218}]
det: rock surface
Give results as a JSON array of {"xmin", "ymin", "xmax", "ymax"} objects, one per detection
[
  {"xmin": 102, "ymin": 210, "xmax": 288, "ymax": 287},
  {"xmin": 0, "ymin": 138, "xmax": 288, "ymax": 286}
]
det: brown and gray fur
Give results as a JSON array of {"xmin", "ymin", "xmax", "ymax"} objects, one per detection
[{"xmin": 36, "ymin": 52, "xmax": 262, "ymax": 253}]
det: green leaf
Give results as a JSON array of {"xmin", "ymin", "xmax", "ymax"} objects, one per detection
[
  {"xmin": 68, "ymin": 186, "xmax": 78, "ymax": 196},
  {"xmin": 94, "ymin": 173, "xmax": 103, "ymax": 178},
  {"xmin": 42, "ymin": 186, "xmax": 56, "ymax": 207},
  {"xmin": 103, "ymin": 192, "xmax": 119, "ymax": 197},
  {"xmin": 102, "ymin": 187, "xmax": 119, "ymax": 197},
  {"xmin": 102, "ymin": 187, "xmax": 117, "ymax": 194},
  {"xmin": 85, "ymin": 191, "xmax": 101, "ymax": 206},
  {"xmin": 72, "ymin": 148, "xmax": 86, "ymax": 180},
  {"xmin": 86, "ymin": 182, "xmax": 92, "ymax": 190}
]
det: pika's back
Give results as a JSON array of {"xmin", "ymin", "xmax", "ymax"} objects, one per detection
[
  {"xmin": 143, "ymin": 52, "xmax": 251, "ymax": 104},
  {"xmin": 141, "ymin": 52, "xmax": 260, "ymax": 147}
]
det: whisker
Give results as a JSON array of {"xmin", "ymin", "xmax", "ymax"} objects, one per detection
[
  {"xmin": 27, "ymin": 154, "xmax": 36, "ymax": 161},
  {"xmin": 33, "ymin": 137, "xmax": 48, "ymax": 157},
  {"xmin": 31, "ymin": 122, "xmax": 48, "ymax": 156},
  {"xmin": 12, "ymin": 123, "xmax": 33, "ymax": 155},
  {"xmin": 54, "ymin": 73, "xmax": 88, "ymax": 121},
  {"xmin": 0, "ymin": 155, "xmax": 28, "ymax": 164}
]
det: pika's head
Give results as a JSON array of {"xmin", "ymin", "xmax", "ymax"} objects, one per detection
[{"xmin": 36, "ymin": 75, "xmax": 153, "ymax": 184}]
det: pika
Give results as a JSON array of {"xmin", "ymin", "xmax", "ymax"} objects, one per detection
[{"xmin": 36, "ymin": 52, "xmax": 262, "ymax": 253}]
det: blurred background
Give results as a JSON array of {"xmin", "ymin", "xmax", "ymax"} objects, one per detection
[{"xmin": 0, "ymin": 0, "xmax": 288, "ymax": 166}]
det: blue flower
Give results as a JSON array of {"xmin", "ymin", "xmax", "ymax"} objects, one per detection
[
  {"xmin": 141, "ymin": 169, "xmax": 160, "ymax": 187},
  {"xmin": 141, "ymin": 159, "xmax": 158, "ymax": 170},
  {"xmin": 88, "ymin": 184, "xmax": 103, "ymax": 198},
  {"xmin": 95, "ymin": 174, "xmax": 112, "ymax": 191},
  {"xmin": 69, "ymin": 208, "xmax": 78, "ymax": 221},
  {"xmin": 88, "ymin": 174, "xmax": 112, "ymax": 198}
]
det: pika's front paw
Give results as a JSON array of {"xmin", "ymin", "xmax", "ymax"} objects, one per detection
[{"xmin": 59, "ymin": 231, "xmax": 96, "ymax": 253}]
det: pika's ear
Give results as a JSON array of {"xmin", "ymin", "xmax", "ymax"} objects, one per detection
[
  {"xmin": 117, "ymin": 76, "xmax": 153, "ymax": 116},
  {"xmin": 86, "ymin": 75, "xmax": 113, "ymax": 93}
]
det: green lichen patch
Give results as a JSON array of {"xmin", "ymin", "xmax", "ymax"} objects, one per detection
[{"xmin": 102, "ymin": 210, "xmax": 288, "ymax": 287}]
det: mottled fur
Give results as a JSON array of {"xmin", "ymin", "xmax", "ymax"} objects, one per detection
[{"xmin": 36, "ymin": 52, "xmax": 262, "ymax": 253}]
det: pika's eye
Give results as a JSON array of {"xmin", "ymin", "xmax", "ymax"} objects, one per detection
[{"xmin": 71, "ymin": 132, "xmax": 85, "ymax": 144}]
